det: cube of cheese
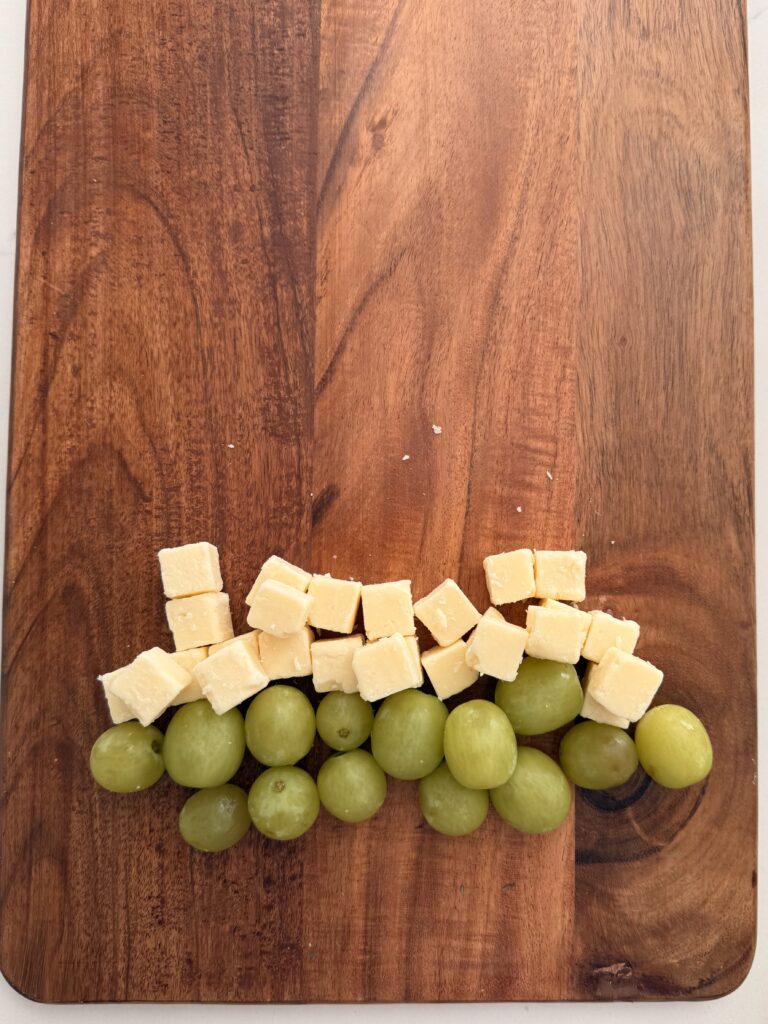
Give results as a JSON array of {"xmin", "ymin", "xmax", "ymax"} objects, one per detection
[
  {"xmin": 259, "ymin": 627, "xmax": 314, "ymax": 680},
  {"xmin": 157, "ymin": 541, "xmax": 223, "ymax": 599},
  {"xmin": 166, "ymin": 592, "xmax": 234, "ymax": 651},
  {"xmin": 583, "ymin": 647, "xmax": 663, "ymax": 722},
  {"xmin": 525, "ymin": 602, "xmax": 589, "ymax": 663},
  {"xmin": 483, "ymin": 549, "xmax": 535, "ymax": 605},
  {"xmin": 541, "ymin": 598, "xmax": 591, "ymax": 632},
  {"xmin": 534, "ymin": 550, "xmax": 587, "ymax": 602},
  {"xmin": 193, "ymin": 633, "xmax": 269, "ymax": 715},
  {"xmin": 352, "ymin": 633, "xmax": 423, "ymax": 702},
  {"xmin": 413, "ymin": 579, "xmax": 481, "ymax": 647},
  {"xmin": 98, "ymin": 669, "xmax": 135, "ymax": 724},
  {"xmin": 307, "ymin": 574, "xmax": 362, "ymax": 633},
  {"xmin": 361, "ymin": 580, "xmax": 415, "ymax": 640},
  {"xmin": 208, "ymin": 631, "xmax": 259, "ymax": 657},
  {"xmin": 311, "ymin": 634, "xmax": 364, "ymax": 693},
  {"xmin": 246, "ymin": 579, "xmax": 313, "ymax": 637},
  {"xmin": 421, "ymin": 640, "xmax": 479, "ymax": 700},
  {"xmin": 404, "ymin": 635, "xmax": 422, "ymax": 679},
  {"xmin": 105, "ymin": 648, "xmax": 191, "ymax": 727},
  {"xmin": 169, "ymin": 648, "xmax": 209, "ymax": 705},
  {"xmin": 582, "ymin": 610, "xmax": 640, "ymax": 663},
  {"xmin": 245, "ymin": 555, "xmax": 311, "ymax": 605},
  {"xmin": 580, "ymin": 686, "xmax": 630, "ymax": 729},
  {"xmin": 465, "ymin": 609, "xmax": 528, "ymax": 680}
]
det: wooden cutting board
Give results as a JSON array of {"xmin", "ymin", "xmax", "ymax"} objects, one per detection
[{"xmin": 0, "ymin": 0, "xmax": 755, "ymax": 1003}]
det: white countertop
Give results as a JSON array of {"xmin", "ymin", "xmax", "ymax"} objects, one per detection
[{"xmin": 0, "ymin": 0, "xmax": 765, "ymax": 1020}]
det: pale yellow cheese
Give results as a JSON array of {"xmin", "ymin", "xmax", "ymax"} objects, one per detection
[
  {"xmin": 533, "ymin": 550, "xmax": 587, "ymax": 602},
  {"xmin": 361, "ymin": 580, "xmax": 415, "ymax": 640},
  {"xmin": 580, "ymin": 686, "xmax": 630, "ymax": 729},
  {"xmin": 413, "ymin": 579, "xmax": 481, "ymax": 647},
  {"xmin": 245, "ymin": 555, "xmax": 311, "ymax": 605},
  {"xmin": 106, "ymin": 648, "xmax": 191, "ymax": 727},
  {"xmin": 246, "ymin": 578, "xmax": 313, "ymax": 637},
  {"xmin": 352, "ymin": 633, "xmax": 423, "ymax": 702},
  {"xmin": 166, "ymin": 592, "xmax": 234, "ymax": 651},
  {"xmin": 404, "ymin": 635, "xmax": 422, "ymax": 679},
  {"xmin": 169, "ymin": 648, "xmax": 209, "ymax": 705},
  {"xmin": 483, "ymin": 549, "xmax": 535, "ymax": 605},
  {"xmin": 465, "ymin": 609, "xmax": 527, "ymax": 681},
  {"xmin": 157, "ymin": 541, "xmax": 223, "ymax": 599},
  {"xmin": 259, "ymin": 627, "xmax": 314, "ymax": 680},
  {"xmin": 307, "ymin": 574, "xmax": 362, "ymax": 634},
  {"xmin": 584, "ymin": 647, "xmax": 663, "ymax": 722},
  {"xmin": 582, "ymin": 610, "xmax": 640, "ymax": 663},
  {"xmin": 525, "ymin": 602, "xmax": 589, "ymax": 663},
  {"xmin": 421, "ymin": 640, "xmax": 479, "ymax": 700},
  {"xmin": 310, "ymin": 634, "xmax": 364, "ymax": 693},
  {"xmin": 193, "ymin": 633, "xmax": 269, "ymax": 715},
  {"xmin": 98, "ymin": 669, "xmax": 135, "ymax": 724}
]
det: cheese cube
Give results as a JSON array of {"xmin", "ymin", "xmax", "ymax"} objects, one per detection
[
  {"xmin": 245, "ymin": 555, "xmax": 311, "ymax": 605},
  {"xmin": 166, "ymin": 592, "xmax": 234, "ymax": 651},
  {"xmin": 465, "ymin": 609, "xmax": 528, "ymax": 680},
  {"xmin": 246, "ymin": 579, "xmax": 313, "ymax": 637},
  {"xmin": 404, "ymin": 635, "xmax": 422, "ymax": 679},
  {"xmin": 541, "ymin": 598, "xmax": 591, "ymax": 632},
  {"xmin": 421, "ymin": 640, "xmax": 479, "ymax": 700},
  {"xmin": 169, "ymin": 648, "xmax": 209, "ymax": 705},
  {"xmin": 193, "ymin": 633, "xmax": 269, "ymax": 715},
  {"xmin": 483, "ymin": 549, "xmax": 535, "ymax": 605},
  {"xmin": 352, "ymin": 634, "xmax": 423, "ymax": 702},
  {"xmin": 525, "ymin": 602, "xmax": 589, "ymax": 663},
  {"xmin": 307, "ymin": 574, "xmax": 362, "ymax": 633},
  {"xmin": 259, "ymin": 627, "xmax": 314, "ymax": 680},
  {"xmin": 361, "ymin": 580, "xmax": 415, "ymax": 640},
  {"xmin": 482, "ymin": 607, "xmax": 507, "ymax": 624},
  {"xmin": 534, "ymin": 550, "xmax": 587, "ymax": 602},
  {"xmin": 208, "ymin": 631, "xmax": 259, "ymax": 657},
  {"xmin": 157, "ymin": 542, "xmax": 223, "ymax": 599},
  {"xmin": 582, "ymin": 610, "xmax": 640, "ymax": 663},
  {"xmin": 580, "ymin": 686, "xmax": 630, "ymax": 729},
  {"xmin": 106, "ymin": 648, "xmax": 191, "ymax": 727},
  {"xmin": 583, "ymin": 647, "xmax": 663, "ymax": 722},
  {"xmin": 98, "ymin": 669, "xmax": 135, "ymax": 724},
  {"xmin": 311, "ymin": 634, "xmax": 364, "ymax": 693},
  {"xmin": 413, "ymin": 579, "xmax": 481, "ymax": 647}
]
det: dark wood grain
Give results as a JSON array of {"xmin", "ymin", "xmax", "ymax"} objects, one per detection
[{"xmin": 0, "ymin": 0, "xmax": 755, "ymax": 1003}]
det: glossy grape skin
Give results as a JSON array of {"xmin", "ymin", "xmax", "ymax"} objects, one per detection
[
  {"xmin": 317, "ymin": 749, "xmax": 387, "ymax": 823},
  {"xmin": 491, "ymin": 747, "xmax": 572, "ymax": 833},
  {"xmin": 418, "ymin": 761, "xmax": 489, "ymax": 836},
  {"xmin": 164, "ymin": 700, "xmax": 245, "ymax": 788},
  {"xmin": 248, "ymin": 767, "xmax": 320, "ymax": 840},
  {"xmin": 635, "ymin": 704, "xmax": 713, "ymax": 788},
  {"xmin": 559, "ymin": 721, "xmax": 638, "ymax": 790},
  {"xmin": 371, "ymin": 690, "xmax": 448, "ymax": 780},
  {"xmin": 179, "ymin": 784, "xmax": 251, "ymax": 852},
  {"xmin": 495, "ymin": 658, "xmax": 583, "ymax": 736},
  {"xmin": 316, "ymin": 692, "xmax": 374, "ymax": 751},
  {"xmin": 245, "ymin": 685, "xmax": 316, "ymax": 767},
  {"xmin": 443, "ymin": 699, "xmax": 517, "ymax": 790},
  {"xmin": 90, "ymin": 722, "xmax": 165, "ymax": 793}
]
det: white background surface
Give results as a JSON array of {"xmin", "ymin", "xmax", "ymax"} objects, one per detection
[{"xmin": 0, "ymin": 0, "xmax": 764, "ymax": 1021}]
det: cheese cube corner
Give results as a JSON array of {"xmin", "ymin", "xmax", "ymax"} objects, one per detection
[
  {"xmin": 169, "ymin": 648, "xmax": 209, "ymax": 705},
  {"xmin": 105, "ymin": 648, "xmax": 191, "ymax": 727},
  {"xmin": 483, "ymin": 549, "xmax": 535, "ymax": 605},
  {"xmin": 413, "ymin": 579, "xmax": 481, "ymax": 647},
  {"xmin": 352, "ymin": 633, "xmax": 422, "ymax": 702},
  {"xmin": 582, "ymin": 610, "xmax": 640, "ymax": 663},
  {"xmin": 246, "ymin": 579, "xmax": 313, "ymax": 636},
  {"xmin": 421, "ymin": 640, "xmax": 478, "ymax": 700},
  {"xmin": 584, "ymin": 647, "xmax": 663, "ymax": 722},
  {"xmin": 580, "ymin": 686, "xmax": 630, "ymax": 729},
  {"xmin": 525, "ymin": 602, "xmax": 589, "ymax": 663},
  {"xmin": 533, "ymin": 550, "xmax": 587, "ymax": 602},
  {"xmin": 194, "ymin": 633, "xmax": 268, "ymax": 715},
  {"xmin": 311, "ymin": 634, "xmax": 364, "ymax": 693},
  {"xmin": 166, "ymin": 592, "xmax": 234, "ymax": 651},
  {"xmin": 465, "ymin": 610, "xmax": 527, "ymax": 681},
  {"xmin": 361, "ymin": 580, "xmax": 415, "ymax": 640},
  {"xmin": 157, "ymin": 541, "xmax": 223, "ymax": 599},
  {"xmin": 245, "ymin": 555, "xmax": 311, "ymax": 605},
  {"xmin": 307, "ymin": 574, "xmax": 362, "ymax": 634},
  {"xmin": 259, "ymin": 627, "xmax": 314, "ymax": 680}
]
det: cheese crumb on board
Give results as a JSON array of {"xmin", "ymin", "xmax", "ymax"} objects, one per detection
[
  {"xmin": 310, "ymin": 634, "xmax": 364, "ymax": 694},
  {"xmin": 413, "ymin": 579, "xmax": 481, "ymax": 647},
  {"xmin": 169, "ymin": 648, "xmax": 209, "ymax": 705},
  {"xmin": 361, "ymin": 580, "xmax": 415, "ymax": 640},
  {"xmin": 465, "ymin": 609, "xmax": 528, "ymax": 681},
  {"xmin": 157, "ymin": 542, "xmax": 223, "ymax": 599},
  {"xmin": 432, "ymin": 424, "xmax": 442, "ymax": 434},
  {"xmin": 259, "ymin": 627, "xmax": 314, "ymax": 680},
  {"xmin": 533, "ymin": 550, "xmax": 587, "ymax": 602},
  {"xmin": 166, "ymin": 592, "xmax": 234, "ymax": 651},
  {"xmin": 580, "ymin": 686, "xmax": 630, "ymax": 729},
  {"xmin": 583, "ymin": 647, "xmax": 663, "ymax": 722},
  {"xmin": 193, "ymin": 633, "xmax": 268, "ymax": 715},
  {"xmin": 581, "ymin": 610, "xmax": 640, "ymax": 663},
  {"xmin": 307, "ymin": 575, "xmax": 362, "ymax": 634},
  {"xmin": 421, "ymin": 640, "xmax": 478, "ymax": 700},
  {"xmin": 482, "ymin": 549, "xmax": 535, "ymax": 605},
  {"xmin": 98, "ymin": 669, "xmax": 135, "ymax": 724},
  {"xmin": 245, "ymin": 555, "xmax": 312, "ymax": 605},
  {"xmin": 352, "ymin": 633, "xmax": 422, "ymax": 702},
  {"xmin": 105, "ymin": 648, "xmax": 191, "ymax": 727},
  {"xmin": 247, "ymin": 579, "xmax": 313, "ymax": 637},
  {"xmin": 525, "ymin": 601, "xmax": 590, "ymax": 663}
]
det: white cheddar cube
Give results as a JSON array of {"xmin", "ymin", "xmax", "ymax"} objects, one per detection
[
  {"xmin": 465, "ymin": 609, "xmax": 528, "ymax": 681},
  {"xmin": 208, "ymin": 631, "xmax": 259, "ymax": 656},
  {"xmin": 534, "ymin": 550, "xmax": 587, "ymax": 602},
  {"xmin": 580, "ymin": 686, "xmax": 630, "ymax": 729},
  {"xmin": 259, "ymin": 627, "xmax": 314, "ymax": 680},
  {"xmin": 353, "ymin": 634, "xmax": 423, "ymax": 702},
  {"xmin": 413, "ymin": 579, "xmax": 481, "ymax": 647},
  {"xmin": 166, "ymin": 592, "xmax": 234, "ymax": 651},
  {"xmin": 193, "ymin": 633, "xmax": 269, "ymax": 715},
  {"xmin": 421, "ymin": 640, "xmax": 479, "ymax": 700},
  {"xmin": 584, "ymin": 647, "xmax": 663, "ymax": 722},
  {"xmin": 169, "ymin": 648, "xmax": 209, "ymax": 705},
  {"xmin": 404, "ymin": 635, "xmax": 422, "ymax": 679},
  {"xmin": 245, "ymin": 555, "xmax": 311, "ymax": 605},
  {"xmin": 246, "ymin": 579, "xmax": 313, "ymax": 637},
  {"xmin": 106, "ymin": 648, "xmax": 191, "ymax": 727},
  {"xmin": 525, "ymin": 602, "xmax": 589, "ymax": 663},
  {"xmin": 582, "ymin": 610, "xmax": 640, "ymax": 663},
  {"xmin": 483, "ymin": 549, "xmax": 535, "ymax": 605},
  {"xmin": 311, "ymin": 634, "xmax": 364, "ymax": 693},
  {"xmin": 361, "ymin": 580, "xmax": 415, "ymax": 640},
  {"xmin": 98, "ymin": 669, "xmax": 135, "ymax": 724},
  {"xmin": 157, "ymin": 541, "xmax": 223, "ymax": 599},
  {"xmin": 307, "ymin": 574, "xmax": 362, "ymax": 633}
]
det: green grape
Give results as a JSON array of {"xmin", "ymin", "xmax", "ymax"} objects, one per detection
[
  {"xmin": 317, "ymin": 749, "xmax": 387, "ymax": 823},
  {"xmin": 90, "ymin": 722, "xmax": 165, "ymax": 793},
  {"xmin": 635, "ymin": 704, "xmax": 713, "ymax": 789},
  {"xmin": 495, "ymin": 657, "xmax": 583, "ymax": 736},
  {"xmin": 248, "ymin": 766, "xmax": 320, "ymax": 840},
  {"xmin": 491, "ymin": 747, "xmax": 572, "ymax": 833},
  {"xmin": 164, "ymin": 700, "xmax": 245, "ymax": 788},
  {"xmin": 245, "ymin": 685, "xmax": 315, "ymax": 767},
  {"xmin": 418, "ymin": 761, "xmax": 489, "ymax": 836},
  {"xmin": 559, "ymin": 721, "xmax": 638, "ymax": 790},
  {"xmin": 316, "ymin": 691, "xmax": 374, "ymax": 751},
  {"xmin": 371, "ymin": 690, "xmax": 448, "ymax": 780},
  {"xmin": 443, "ymin": 699, "xmax": 517, "ymax": 790},
  {"xmin": 179, "ymin": 784, "xmax": 251, "ymax": 852}
]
